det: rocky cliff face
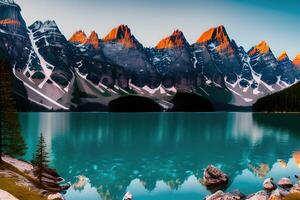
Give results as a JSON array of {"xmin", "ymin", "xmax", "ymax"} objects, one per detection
[
  {"xmin": 86, "ymin": 31, "xmax": 99, "ymax": 48},
  {"xmin": 103, "ymin": 24, "xmax": 139, "ymax": 48},
  {"xmin": 155, "ymin": 30, "xmax": 189, "ymax": 49},
  {"xmin": 277, "ymin": 51, "xmax": 298, "ymax": 84},
  {"xmin": 101, "ymin": 25, "xmax": 160, "ymax": 88},
  {"xmin": 148, "ymin": 30, "xmax": 194, "ymax": 91},
  {"xmin": 69, "ymin": 30, "xmax": 87, "ymax": 44},
  {"xmin": 69, "ymin": 30, "xmax": 99, "ymax": 49}
]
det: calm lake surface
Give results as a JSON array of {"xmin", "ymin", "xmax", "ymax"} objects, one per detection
[{"xmin": 19, "ymin": 113, "xmax": 300, "ymax": 200}]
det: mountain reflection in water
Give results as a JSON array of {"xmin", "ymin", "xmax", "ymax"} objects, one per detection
[{"xmin": 19, "ymin": 113, "xmax": 300, "ymax": 200}]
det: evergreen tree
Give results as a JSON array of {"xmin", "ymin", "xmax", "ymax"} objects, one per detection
[
  {"xmin": 32, "ymin": 134, "xmax": 50, "ymax": 182},
  {"xmin": 0, "ymin": 58, "xmax": 27, "ymax": 162}
]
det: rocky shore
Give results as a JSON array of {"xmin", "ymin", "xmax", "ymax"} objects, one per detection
[
  {"xmin": 0, "ymin": 155, "xmax": 69, "ymax": 200},
  {"xmin": 202, "ymin": 165, "xmax": 300, "ymax": 200}
]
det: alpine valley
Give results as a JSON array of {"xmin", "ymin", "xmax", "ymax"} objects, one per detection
[{"xmin": 1, "ymin": 0, "xmax": 300, "ymax": 111}]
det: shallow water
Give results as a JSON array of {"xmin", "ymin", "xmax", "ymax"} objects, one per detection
[{"xmin": 19, "ymin": 112, "xmax": 300, "ymax": 200}]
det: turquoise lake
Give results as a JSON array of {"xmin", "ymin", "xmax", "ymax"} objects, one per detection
[{"xmin": 18, "ymin": 113, "xmax": 300, "ymax": 200}]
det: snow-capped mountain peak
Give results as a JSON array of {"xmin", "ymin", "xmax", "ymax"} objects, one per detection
[
  {"xmin": 29, "ymin": 20, "xmax": 60, "ymax": 33},
  {"xmin": 0, "ymin": 0, "xmax": 18, "ymax": 7}
]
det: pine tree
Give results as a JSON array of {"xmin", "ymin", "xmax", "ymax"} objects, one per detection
[
  {"xmin": 32, "ymin": 134, "xmax": 50, "ymax": 182},
  {"xmin": 0, "ymin": 58, "xmax": 27, "ymax": 162}
]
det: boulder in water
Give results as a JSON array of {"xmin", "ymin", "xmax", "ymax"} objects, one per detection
[
  {"xmin": 263, "ymin": 178, "xmax": 276, "ymax": 191},
  {"xmin": 202, "ymin": 165, "xmax": 229, "ymax": 190},
  {"xmin": 277, "ymin": 177, "xmax": 293, "ymax": 189}
]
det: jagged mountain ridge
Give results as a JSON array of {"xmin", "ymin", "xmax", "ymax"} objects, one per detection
[{"xmin": 0, "ymin": 0, "xmax": 300, "ymax": 111}]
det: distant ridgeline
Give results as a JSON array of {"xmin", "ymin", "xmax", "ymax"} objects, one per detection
[
  {"xmin": 0, "ymin": 0, "xmax": 300, "ymax": 112},
  {"xmin": 253, "ymin": 82, "xmax": 300, "ymax": 112}
]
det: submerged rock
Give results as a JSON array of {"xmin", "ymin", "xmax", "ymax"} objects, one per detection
[
  {"xmin": 72, "ymin": 175, "xmax": 88, "ymax": 191},
  {"xmin": 202, "ymin": 165, "xmax": 229, "ymax": 190},
  {"xmin": 263, "ymin": 178, "xmax": 276, "ymax": 191},
  {"xmin": 205, "ymin": 190, "xmax": 244, "ymax": 200},
  {"xmin": 277, "ymin": 177, "xmax": 293, "ymax": 189},
  {"xmin": 247, "ymin": 191, "xmax": 268, "ymax": 200}
]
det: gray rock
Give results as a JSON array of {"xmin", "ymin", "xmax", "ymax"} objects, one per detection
[
  {"xmin": 203, "ymin": 165, "xmax": 229, "ymax": 190},
  {"xmin": 277, "ymin": 177, "xmax": 293, "ymax": 189},
  {"xmin": 263, "ymin": 178, "xmax": 276, "ymax": 191}
]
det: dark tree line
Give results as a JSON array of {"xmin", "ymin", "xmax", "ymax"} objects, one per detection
[
  {"xmin": 0, "ymin": 57, "xmax": 50, "ymax": 184},
  {"xmin": 253, "ymin": 82, "xmax": 300, "ymax": 112},
  {"xmin": 0, "ymin": 58, "xmax": 27, "ymax": 162}
]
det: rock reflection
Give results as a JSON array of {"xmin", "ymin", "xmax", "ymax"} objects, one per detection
[
  {"xmin": 248, "ymin": 164, "xmax": 270, "ymax": 179},
  {"xmin": 277, "ymin": 159, "xmax": 288, "ymax": 168},
  {"xmin": 73, "ymin": 175, "xmax": 88, "ymax": 191},
  {"xmin": 293, "ymin": 152, "xmax": 300, "ymax": 168}
]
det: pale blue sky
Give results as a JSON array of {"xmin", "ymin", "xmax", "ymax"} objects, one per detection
[{"xmin": 16, "ymin": 0, "xmax": 300, "ymax": 58}]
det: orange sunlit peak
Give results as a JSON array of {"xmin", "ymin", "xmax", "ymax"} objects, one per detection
[
  {"xmin": 69, "ymin": 30, "xmax": 88, "ymax": 44},
  {"xmin": 249, "ymin": 41, "xmax": 270, "ymax": 56},
  {"xmin": 155, "ymin": 29, "xmax": 187, "ymax": 49},
  {"xmin": 293, "ymin": 52, "xmax": 300, "ymax": 66},
  {"xmin": 103, "ymin": 24, "xmax": 136, "ymax": 48},
  {"xmin": 196, "ymin": 25, "xmax": 229, "ymax": 44},
  {"xmin": 278, "ymin": 51, "xmax": 289, "ymax": 61},
  {"xmin": 86, "ymin": 31, "xmax": 99, "ymax": 48}
]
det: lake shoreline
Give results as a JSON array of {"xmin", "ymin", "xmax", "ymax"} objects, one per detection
[{"xmin": 0, "ymin": 155, "xmax": 68, "ymax": 200}]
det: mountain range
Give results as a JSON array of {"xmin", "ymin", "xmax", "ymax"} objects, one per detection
[{"xmin": 0, "ymin": 0, "xmax": 300, "ymax": 111}]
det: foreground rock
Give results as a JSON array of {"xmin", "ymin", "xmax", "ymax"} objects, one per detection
[
  {"xmin": 0, "ymin": 189, "xmax": 19, "ymax": 200},
  {"xmin": 277, "ymin": 177, "xmax": 293, "ymax": 189},
  {"xmin": 246, "ymin": 191, "xmax": 268, "ymax": 200},
  {"xmin": 202, "ymin": 165, "xmax": 229, "ymax": 191},
  {"xmin": 1, "ymin": 155, "xmax": 68, "ymax": 199},
  {"xmin": 263, "ymin": 178, "xmax": 276, "ymax": 191},
  {"xmin": 290, "ymin": 175, "xmax": 300, "ymax": 194},
  {"xmin": 205, "ymin": 190, "xmax": 245, "ymax": 200},
  {"xmin": 268, "ymin": 189, "xmax": 289, "ymax": 200}
]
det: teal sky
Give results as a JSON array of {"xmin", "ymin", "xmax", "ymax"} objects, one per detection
[{"xmin": 16, "ymin": 0, "xmax": 300, "ymax": 58}]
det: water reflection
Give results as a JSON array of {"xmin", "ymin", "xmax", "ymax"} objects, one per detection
[{"xmin": 18, "ymin": 113, "xmax": 300, "ymax": 200}]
